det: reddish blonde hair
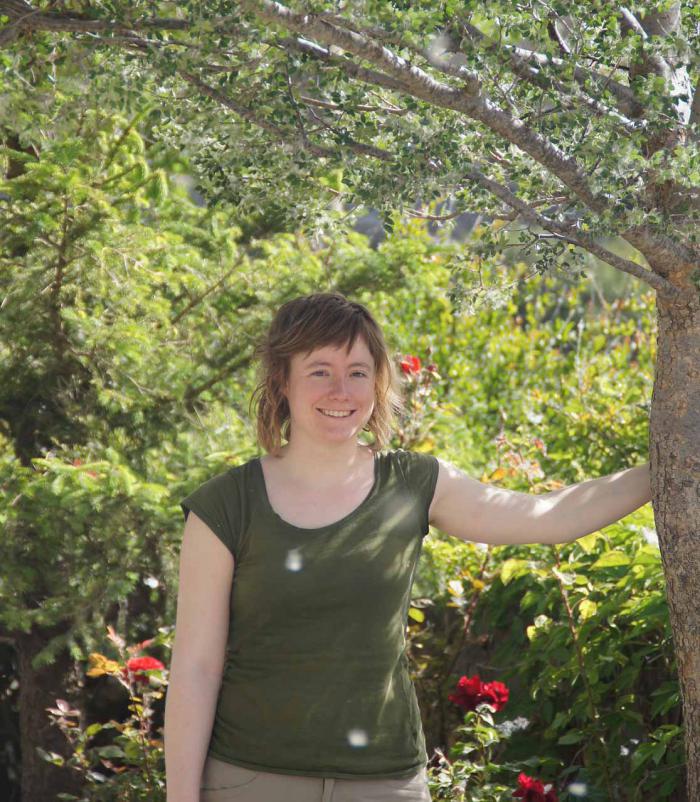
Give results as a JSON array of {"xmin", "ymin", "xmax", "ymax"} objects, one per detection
[{"xmin": 249, "ymin": 292, "xmax": 405, "ymax": 456}]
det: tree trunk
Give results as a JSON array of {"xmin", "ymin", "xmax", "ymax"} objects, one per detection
[
  {"xmin": 15, "ymin": 622, "xmax": 84, "ymax": 802},
  {"xmin": 650, "ymin": 272, "xmax": 700, "ymax": 801}
]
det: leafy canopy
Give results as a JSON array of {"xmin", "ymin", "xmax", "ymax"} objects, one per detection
[{"xmin": 1, "ymin": 0, "xmax": 699, "ymax": 297}]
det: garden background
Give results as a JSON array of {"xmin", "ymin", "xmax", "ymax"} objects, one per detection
[{"xmin": 1, "ymin": 3, "xmax": 696, "ymax": 801}]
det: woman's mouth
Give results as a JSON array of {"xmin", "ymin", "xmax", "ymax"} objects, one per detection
[{"xmin": 317, "ymin": 408, "xmax": 355, "ymax": 418}]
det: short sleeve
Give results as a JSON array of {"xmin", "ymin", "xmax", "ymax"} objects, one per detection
[
  {"xmin": 180, "ymin": 471, "xmax": 239, "ymax": 559},
  {"xmin": 395, "ymin": 449, "xmax": 440, "ymax": 536}
]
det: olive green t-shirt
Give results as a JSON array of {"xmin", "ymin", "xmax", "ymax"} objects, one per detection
[{"xmin": 179, "ymin": 447, "xmax": 440, "ymax": 780}]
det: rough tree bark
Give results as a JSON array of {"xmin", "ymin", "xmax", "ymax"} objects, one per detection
[
  {"xmin": 650, "ymin": 274, "xmax": 700, "ymax": 797},
  {"xmin": 15, "ymin": 622, "xmax": 84, "ymax": 802}
]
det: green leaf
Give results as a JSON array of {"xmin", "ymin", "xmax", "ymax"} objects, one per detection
[
  {"xmin": 557, "ymin": 729, "xmax": 585, "ymax": 744},
  {"xmin": 85, "ymin": 722, "xmax": 103, "ymax": 737},
  {"xmin": 95, "ymin": 745, "xmax": 125, "ymax": 758},
  {"xmin": 577, "ymin": 599, "xmax": 598, "ymax": 620},
  {"xmin": 500, "ymin": 558, "xmax": 527, "ymax": 585},
  {"xmin": 590, "ymin": 550, "xmax": 632, "ymax": 569}
]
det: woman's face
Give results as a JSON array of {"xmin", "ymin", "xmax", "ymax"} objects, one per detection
[{"xmin": 282, "ymin": 338, "xmax": 377, "ymax": 446}]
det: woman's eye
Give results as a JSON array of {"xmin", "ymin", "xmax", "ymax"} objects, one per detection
[{"xmin": 311, "ymin": 371, "xmax": 368, "ymax": 377}]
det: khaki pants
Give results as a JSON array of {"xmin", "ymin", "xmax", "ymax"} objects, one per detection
[{"xmin": 200, "ymin": 755, "xmax": 432, "ymax": 801}]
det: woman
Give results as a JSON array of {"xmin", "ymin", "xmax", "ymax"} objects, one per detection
[{"xmin": 164, "ymin": 292, "xmax": 651, "ymax": 801}]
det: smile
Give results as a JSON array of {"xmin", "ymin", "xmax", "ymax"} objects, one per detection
[{"xmin": 318, "ymin": 409, "xmax": 355, "ymax": 418}]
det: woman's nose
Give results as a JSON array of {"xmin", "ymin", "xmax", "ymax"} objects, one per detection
[{"xmin": 328, "ymin": 376, "xmax": 350, "ymax": 396}]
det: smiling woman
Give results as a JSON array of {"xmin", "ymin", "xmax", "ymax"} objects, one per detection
[
  {"xmin": 275, "ymin": 338, "xmax": 377, "ymax": 457},
  {"xmin": 249, "ymin": 292, "xmax": 405, "ymax": 460},
  {"xmin": 168, "ymin": 292, "xmax": 651, "ymax": 802},
  {"xmin": 168, "ymin": 292, "xmax": 436, "ymax": 802}
]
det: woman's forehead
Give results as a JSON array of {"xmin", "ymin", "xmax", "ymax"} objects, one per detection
[{"xmin": 297, "ymin": 338, "xmax": 372, "ymax": 363}]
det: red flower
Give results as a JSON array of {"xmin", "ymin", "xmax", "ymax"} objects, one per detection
[
  {"xmin": 122, "ymin": 656, "xmax": 165, "ymax": 684},
  {"xmin": 448, "ymin": 674, "xmax": 509, "ymax": 712},
  {"xmin": 400, "ymin": 355, "xmax": 421, "ymax": 375},
  {"xmin": 512, "ymin": 773, "xmax": 558, "ymax": 802},
  {"xmin": 481, "ymin": 680, "xmax": 509, "ymax": 711}
]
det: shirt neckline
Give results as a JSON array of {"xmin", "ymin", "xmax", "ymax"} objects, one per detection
[{"xmin": 252, "ymin": 450, "xmax": 381, "ymax": 533}]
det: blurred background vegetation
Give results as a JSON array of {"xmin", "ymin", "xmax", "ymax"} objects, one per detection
[{"xmin": 0, "ymin": 54, "xmax": 677, "ymax": 802}]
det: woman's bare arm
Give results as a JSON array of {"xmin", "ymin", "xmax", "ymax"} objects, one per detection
[{"xmin": 164, "ymin": 513, "xmax": 234, "ymax": 802}]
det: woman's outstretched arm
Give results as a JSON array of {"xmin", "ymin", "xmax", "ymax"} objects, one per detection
[
  {"xmin": 428, "ymin": 458, "xmax": 652, "ymax": 546},
  {"xmin": 530, "ymin": 462, "xmax": 652, "ymax": 545}
]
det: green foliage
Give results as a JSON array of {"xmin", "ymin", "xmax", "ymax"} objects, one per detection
[
  {"xmin": 0, "ymin": 38, "xmax": 682, "ymax": 800},
  {"xmin": 377, "ymin": 248, "xmax": 681, "ymax": 799},
  {"xmin": 6, "ymin": 0, "xmax": 698, "ymax": 267},
  {"xmin": 426, "ymin": 705, "xmax": 560, "ymax": 801},
  {"xmin": 484, "ymin": 516, "xmax": 681, "ymax": 800},
  {"xmin": 0, "ymin": 449, "xmax": 171, "ymax": 668},
  {"xmin": 41, "ymin": 626, "xmax": 170, "ymax": 802},
  {"xmin": 5, "ymin": 0, "xmax": 700, "ymax": 260},
  {"xmin": 415, "ymin": 510, "xmax": 681, "ymax": 799}
]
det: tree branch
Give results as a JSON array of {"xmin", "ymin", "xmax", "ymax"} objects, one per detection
[
  {"xmin": 456, "ymin": 19, "xmax": 644, "ymax": 120},
  {"xmin": 240, "ymin": 1, "xmax": 607, "ymax": 210},
  {"xmin": 318, "ymin": 9, "xmax": 641, "ymax": 132},
  {"xmin": 458, "ymin": 165, "xmax": 682, "ymax": 297},
  {"xmin": 0, "ymin": 0, "xmax": 190, "ymax": 34},
  {"xmin": 441, "ymin": 27, "xmax": 641, "ymax": 132},
  {"xmin": 4, "ymin": 0, "xmax": 695, "ymax": 274},
  {"xmin": 546, "ymin": 14, "xmax": 575, "ymax": 56},
  {"xmin": 313, "ymin": 9, "xmax": 483, "ymax": 93},
  {"xmin": 276, "ymin": 35, "xmax": 413, "ymax": 96},
  {"xmin": 407, "ymin": 206, "xmax": 517, "ymax": 223},
  {"xmin": 619, "ymin": 6, "xmax": 673, "ymax": 82},
  {"xmin": 50, "ymin": 21, "xmax": 392, "ymax": 164},
  {"xmin": 618, "ymin": 3, "xmax": 693, "ymax": 134},
  {"xmin": 241, "ymin": 1, "xmax": 695, "ymax": 271},
  {"xmin": 180, "ymin": 71, "xmax": 391, "ymax": 162},
  {"xmin": 297, "ymin": 93, "xmax": 409, "ymax": 116}
]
